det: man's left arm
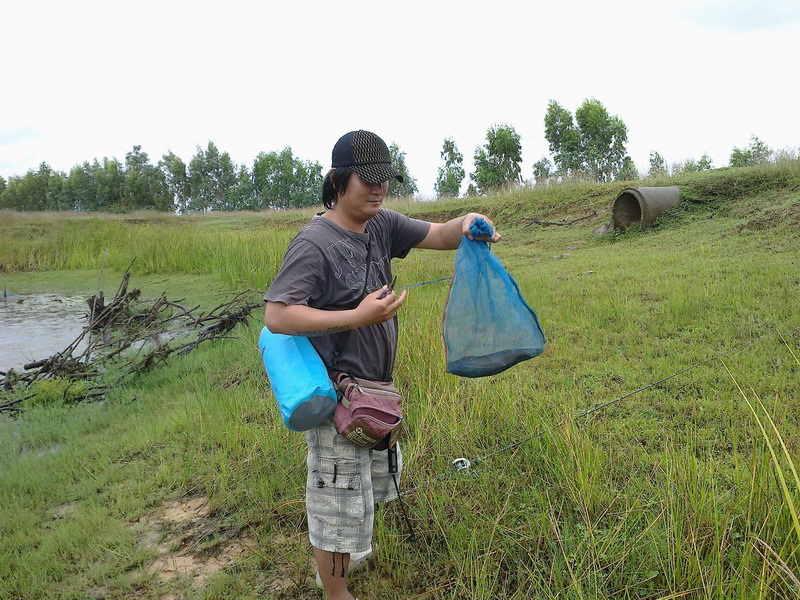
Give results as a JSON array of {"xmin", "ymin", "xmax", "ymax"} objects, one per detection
[{"xmin": 414, "ymin": 212, "xmax": 501, "ymax": 250}]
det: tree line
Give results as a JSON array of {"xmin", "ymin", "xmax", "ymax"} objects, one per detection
[
  {"xmin": 0, "ymin": 99, "xmax": 788, "ymax": 212},
  {"xmin": 0, "ymin": 142, "xmax": 417, "ymax": 213}
]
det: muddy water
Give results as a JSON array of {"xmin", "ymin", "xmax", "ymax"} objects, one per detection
[{"xmin": 0, "ymin": 293, "xmax": 90, "ymax": 372}]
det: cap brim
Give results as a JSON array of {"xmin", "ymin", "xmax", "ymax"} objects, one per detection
[{"xmin": 352, "ymin": 162, "xmax": 404, "ymax": 185}]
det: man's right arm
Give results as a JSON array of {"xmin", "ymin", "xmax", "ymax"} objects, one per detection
[{"xmin": 264, "ymin": 286, "xmax": 408, "ymax": 337}]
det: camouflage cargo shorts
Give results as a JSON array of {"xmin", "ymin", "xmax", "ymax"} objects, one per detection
[{"xmin": 305, "ymin": 420, "xmax": 402, "ymax": 554}]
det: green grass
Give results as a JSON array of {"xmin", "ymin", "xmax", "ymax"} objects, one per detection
[
  {"xmin": 1, "ymin": 163, "xmax": 799, "ymax": 599},
  {"xmin": 0, "ymin": 210, "xmax": 299, "ymax": 290}
]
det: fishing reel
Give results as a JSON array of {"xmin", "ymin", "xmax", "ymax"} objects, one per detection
[{"xmin": 452, "ymin": 457, "xmax": 477, "ymax": 477}]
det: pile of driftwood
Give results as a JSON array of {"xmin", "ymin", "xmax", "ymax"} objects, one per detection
[{"xmin": 0, "ymin": 269, "xmax": 261, "ymax": 414}]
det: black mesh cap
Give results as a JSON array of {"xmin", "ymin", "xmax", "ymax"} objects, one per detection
[{"xmin": 331, "ymin": 130, "xmax": 404, "ymax": 185}]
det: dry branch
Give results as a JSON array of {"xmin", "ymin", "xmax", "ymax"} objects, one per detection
[
  {"xmin": 1, "ymin": 269, "xmax": 262, "ymax": 414},
  {"xmin": 523, "ymin": 212, "xmax": 597, "ymax": 227}
]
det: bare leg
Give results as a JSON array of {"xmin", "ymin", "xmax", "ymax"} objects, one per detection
[{"xmin": 313, "ymin": 546, "xmax": 354, "ymax": 600}]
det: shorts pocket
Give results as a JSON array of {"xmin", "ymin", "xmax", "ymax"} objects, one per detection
[{"xmin": 307, "ymin": 457, "xmax": 365, "ymax": 527}]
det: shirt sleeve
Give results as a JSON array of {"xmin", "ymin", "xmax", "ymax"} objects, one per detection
[
  {"xmin": 264, "ymin": 239, "xmax": 326, "ymax": 306},
  {"xmin": 383, "ymin": 209, "xmax": 431, "ymax": 259}
]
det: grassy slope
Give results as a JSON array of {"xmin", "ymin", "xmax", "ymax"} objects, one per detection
[{"xmin": 1, "ymin": 163, "xmax": 799, "ymax": 599}]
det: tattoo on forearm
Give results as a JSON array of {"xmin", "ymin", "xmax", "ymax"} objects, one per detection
[{"xmin": 296, "ymin": 325, "xmax": 350, "ymax": 337}]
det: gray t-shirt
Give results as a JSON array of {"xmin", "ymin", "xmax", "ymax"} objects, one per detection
[{"xmin": 265, "ymin": 208, "xmax": 431, "ymax": 381}]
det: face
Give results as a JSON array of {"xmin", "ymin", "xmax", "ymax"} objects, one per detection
[{"xmin": 335, "ymin": 173, "xmax": 389, "ymax": 223}]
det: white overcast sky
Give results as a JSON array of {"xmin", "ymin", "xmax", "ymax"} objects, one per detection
[{"xmin": 1, "ymin": 0, "xmax": 798, "ymax": 198}]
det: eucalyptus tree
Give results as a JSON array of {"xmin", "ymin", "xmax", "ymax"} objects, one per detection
[
  {"xmin": 673, "ymin": 153, "xmax": 714, "ymax": 174},
  {"xmin": 576, "ymin": 99, "xmax": 629, "ymax": 181},
  {"xmin": 544, "ymin": 98, "xmax": 631, "ymax": 182},
  {"xmin": 0, "ymin": 163, "xmax": 68, "ymax": 211},
  {"xmin": 66, "ymin": 163, "xmax": 99, "ymax": 211},
  {"xmin": 252, "ymin": 146, "xmax": 323, "ymax": 209},
  {"xmin": 532, "ymin": 157, "xmax": 552, "ymax": 185},
  {"xmin": 387, "ymin": 142, "xmax": 418, "ymax": 197},
  {"xmin": 470, "ymin": 124, "xmax": 522, "ymax": 194},
  {"xmin": 616, "ymin": 156, "xmax": 639, "ymax": 181},
  {"xmin": 159, "ymin": 151, "xmax": 191, "ymax": 214},
  {"xmin": 0, "ymin": 168, "xmax": 44, "ymax": 210},
  {"xmin": 124, "ymin": 146, "xmax": 172, "ymax": 211},
  {"xmin": 228, "ymin": 164, "xmax": 256, "ymax": 211},
  {"xmin": 93, "ymin": 158, "xmax": 126, "ymax": 211},
  {"xmin": 435, "ymin": 137, "xmax": 464, "ymax": 198},
  {"xmin": 544, "ymin": 101, "xmax": 581, "ymax": 176},
  {"xmin": 648, "ymin": 151, "xmax": 668, "ymax": 177},
  {"xmin": 188, "ymin": 142, "xmax": 238, "ymax": 212},
  {"xmin": 729, "ymin": 135, "xmax": 772, "ymax": 167}
]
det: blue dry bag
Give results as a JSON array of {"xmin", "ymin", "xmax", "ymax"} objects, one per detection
[
  {"xmin": 258, "ymin": 326, "xmax": 337, "ymax": 431},
  {"xmin": 443, "ymin": 219, "xmax": 546, "ymax": 377}
]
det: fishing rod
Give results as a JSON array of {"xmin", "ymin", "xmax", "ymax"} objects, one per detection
[{"xmin": 400, "ymin": 330, "xmax": 774, "ymax": 497}]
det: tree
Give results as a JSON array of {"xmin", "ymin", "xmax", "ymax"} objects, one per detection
[
  {"xmin": 45, "ymin": 166, "xmax": 69, "ymax": 210},
  {"xmin": 187, "ymin": 142, "xmax": 238, "ymax": 211},
  {"xmin": 532, "ymin": 157, "xmax": 552, "ymax": 185},
  {"xmin": 0, "ymin": 173, "xmax": 36, "ymax": 211},
  {"xmin": 729, "ymin": 135, "xmax": 772, "ymax": 167},
  {"xmin": 0, "ymin": 163, "xmax": 60, "ymax": 211},
  {"xmin": 575, "ymin": 99, "xmax": 629, "ymax": 182},
  {"xmin": 93, "ymin": 158, "xmax": 126, "ymax": 211},
  {"xmin": 228, "ymin": 165, "xmax": 256, "ymax": 211},
  {"xmin": 252, "ymin": 146, "xmax": 323, "ymax": 210},
  {"xmin": 544, "ymin": 98, "xmax": 631, "ymax": 182},
  {"xmin": 673, "ymin": 153, "xmax": 714, "ymax": 174},
  {"xmin": 67, "ymin": 162, "xmax": 98, "ymax": 211},
  {"xmin": 124, "ymin": 146, "xmax": 172, "ymax": 211},
  {"xmin": 387, "ymin": 143, "xmax": 418, "ymax": 198},
  {"xmin": 470, "ymin": 124, "xmax": 522, "ymax": 194},
  {"xmin": 434, "ymin": 137, "xmax": 464, "ymax": 198},
  {"xmin": 648, "ymin": 151, "xmax": 668, "ymax": 177},
  {"xmin": 159, "ymin": 151, "xmax": 191, "ymax": 214},
  {"xmin": 697, "ymin": 153, "xmax": 713, "ymax": 171},
  {"xmin": 544, "ymin": 101, "xmax": 581, "ymax": 176},
  {"xmin": 615, "ymin": 156, "xmax": 639, "ymax": 181}
]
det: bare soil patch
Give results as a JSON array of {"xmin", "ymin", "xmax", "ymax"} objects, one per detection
[{"xmin": 132, "ymin": 495, "xmax": 252, "ymax": 588}]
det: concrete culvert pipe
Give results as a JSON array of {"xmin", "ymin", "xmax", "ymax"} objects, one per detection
[{"xmin": 612, "ymin": 186, "xmax": 681, "ymax": 231}]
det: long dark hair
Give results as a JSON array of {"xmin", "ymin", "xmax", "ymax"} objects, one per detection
[{"xmin": 321, "ymin": 167, "xmax": 354, "ymax": 209}]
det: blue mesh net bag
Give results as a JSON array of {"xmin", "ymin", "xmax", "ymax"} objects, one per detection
[{"xmin": 443, "ymin": 219, "xmax": 546, "ymax": 377}]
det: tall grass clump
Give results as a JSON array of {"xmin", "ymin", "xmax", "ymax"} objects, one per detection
[
  {"xmin": 0, "ymin": 211, "xmax": 297, "ymax": 289},
  {"xmin": 678, "ymin": 158, "xmax": 800, "ymax": 203},
  {"xmin": 720, "ymin": 346, "xmax": 800, "ymax": 594}
]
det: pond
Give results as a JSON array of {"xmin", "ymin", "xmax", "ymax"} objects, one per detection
[{"xmin": 0, "ymin": 293, "xmax": 90, "ymax": 373}]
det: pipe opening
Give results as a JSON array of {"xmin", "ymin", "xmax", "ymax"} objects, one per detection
[{"xmin": 613, "ymin": 191, "xmax": 642, "ymax": 231}]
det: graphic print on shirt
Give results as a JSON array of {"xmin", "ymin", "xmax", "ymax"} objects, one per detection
[{"xmin": 324, "ymin": 238, "xmax": 389, "ymax": 292}]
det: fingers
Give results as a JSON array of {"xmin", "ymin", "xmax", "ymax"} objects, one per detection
[
  {"xmin": 465, "ymin": 213, "xmax": 501, "ymax": 242},
  {"xmin": 357, "ymin": 287, "xmax": 407, "ymax": 325},
  {"xmin": 380, "ymin": 288, "xmax": 407, "ymax": 318},
  {"xmin": 367, "ymin": 287, "xmax": 385, "ymax": 301},
  {"xmin": 386, "ymin": 288, "xmax": 407, "ymax": 311},
  {"xmin": 375, "ymin": 287, "xmax": 407, "ymax": 310}
]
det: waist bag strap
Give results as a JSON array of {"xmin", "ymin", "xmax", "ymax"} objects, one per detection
[{"xmin": 330, "ymin": 234, "xmax": 372, "ymax": 372}]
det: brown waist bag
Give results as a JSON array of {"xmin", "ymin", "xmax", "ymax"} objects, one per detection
[{"xmin": 333, "ymin": 372, "xmax": 403, "ymax": 450}]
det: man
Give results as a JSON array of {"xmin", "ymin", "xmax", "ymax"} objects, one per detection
[{"xmin": 264, "ymin": 130, "xmax": 499, "ymax": 600}]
